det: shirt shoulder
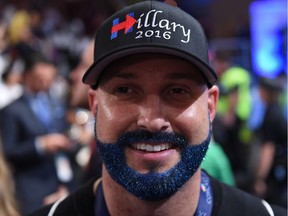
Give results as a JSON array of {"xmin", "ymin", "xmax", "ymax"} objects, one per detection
[
  {"xmin": 210, "ymin": 176, "xmax": 287, "ymax": 216},
  {"xmin": 26, "ymin": 178, "xmax": 97, "ymax": 216}
]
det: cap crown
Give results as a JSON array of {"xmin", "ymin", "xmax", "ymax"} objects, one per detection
[{"xmin": 83, "ymin": 1, "xmax": 217, "ymax": 87}]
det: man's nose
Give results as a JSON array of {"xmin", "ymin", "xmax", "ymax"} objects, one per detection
[{"xmin": 137, "ymin": 95, "xmax": 170, "ymax": 133}]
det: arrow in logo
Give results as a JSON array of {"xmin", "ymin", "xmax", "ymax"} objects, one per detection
[{"xmin": 111, "ymin": 12, "xmax": 136, "ymax": 39}]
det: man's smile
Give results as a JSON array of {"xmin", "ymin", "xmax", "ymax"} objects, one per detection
[
  {"xmin": 131, "ymin": 143, "xmax": 173, "ymax": 152},
  {"xmin": 126, "ymin": 142, "xmax": 179, "ymax": 171}
]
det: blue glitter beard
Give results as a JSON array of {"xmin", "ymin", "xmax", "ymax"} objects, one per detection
[{"xmin": 95, "ymin": 121, "xmax": 211, "ymax": 201}]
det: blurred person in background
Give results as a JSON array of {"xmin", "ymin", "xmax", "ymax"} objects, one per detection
[
  {"xmin": 68, "ymin": 39, "xmax": 102, "ymax": 185},
  {"xmin": 0, "ymin": 52, "xmax": 73, "ymax": 215},
  {"xmin": 200, "ymin": 53, "xmax": 235, "ymax": 186},
  {"xmin": 0, "ymin": 57, "xmax": 24, "ymax": 109},
  {"xmin": 253, "ymin": 76, "xmax": 287, "ymax": 208},
  {"xmin": 211, "ymin": 52, "xmax": 232, "ymax": 79},
  {"xmin": 69, "ymin": 40, "xmax": 94, "ymax": 110},
  {"xmin": 213, "ymin": 65, "xmax": 253, "ymax": 191},
  {"xmin": 7, "ymin": 7, "xmax": 38, "ymax": 58},
  {"xmin": 6, "ymin": 3, "xmax": 57, "ymax": 69},
  {"xmin": 201, "ymin": 137, "xmax": 235, "ymax": 186},
  {"xmin": 0, "ymin": 143, "xmax": 20, "ymax": 216},
  {"xmin": 0, "ymin": 18, "xmax": 9, "ymax": 53}
]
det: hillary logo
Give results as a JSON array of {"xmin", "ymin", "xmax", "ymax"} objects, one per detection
[
  {"xmin": 110, "ymin": 9, "xmax": 191, "ymax": 43},
  {"xmin": 111, "ymin": 12, "xmax": 137, "ymax": 39}
]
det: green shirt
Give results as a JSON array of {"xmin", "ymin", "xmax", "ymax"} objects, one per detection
[{"xmin": 201, "ymin": 140, "xmax": 235, "ymax": 186}]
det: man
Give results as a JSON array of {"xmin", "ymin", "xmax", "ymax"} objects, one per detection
[
  {"xmin": 0, "ymin": 52, "xmax": 73, "ymax": 215},
  {"xmin": 254, "ymin": 77, "xmax": 287, "ymax": 208},
  {"xmin": 28, "ymin": 1, "xmax": 286, "ymax": 215}
]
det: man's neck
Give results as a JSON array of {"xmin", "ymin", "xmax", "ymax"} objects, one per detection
[{"xmin": 101, "ymin": 168, "xmax": 201, "ymax": 216}]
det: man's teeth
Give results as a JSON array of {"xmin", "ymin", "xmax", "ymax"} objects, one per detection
[{"xmin": 133, "ymin": 143, "xmax": 172, "ymax": 152}]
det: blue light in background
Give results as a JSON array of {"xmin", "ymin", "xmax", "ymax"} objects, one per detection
[{"xmin": 250, "ymin": 0, "xmax": 287, "ymax": 78}]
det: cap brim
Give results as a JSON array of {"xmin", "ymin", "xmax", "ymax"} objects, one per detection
[{"xmin": 82, "ymin": 45, "xmax": 217, "ymax": 87}]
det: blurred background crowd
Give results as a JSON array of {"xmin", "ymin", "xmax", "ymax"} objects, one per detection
[{"xmin": 0, "ymin": 0, "xmax": 286, "ymax": 215}]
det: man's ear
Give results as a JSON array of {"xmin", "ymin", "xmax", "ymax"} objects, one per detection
[
  {"xmin": 207, "ymin": 85, "xmax": 219, "ymax": 121},
  {"xmin": 88, "ymin": 89, "xmax": 97, "ymax": 116}
]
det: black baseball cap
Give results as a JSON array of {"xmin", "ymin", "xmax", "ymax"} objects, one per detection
[{"xmin": 82, "ymin": 1, "xmax": 218, "ymax": 88}]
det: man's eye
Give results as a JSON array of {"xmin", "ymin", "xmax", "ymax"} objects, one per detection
[
  {"xmin": 169, "ymin": 88, "xmax": 187, "ymax": 94},
  {"xmin": 115, "ymin": 86, "xmax": 132, "ymax": 93}
]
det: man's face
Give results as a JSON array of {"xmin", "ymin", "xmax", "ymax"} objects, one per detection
[
  {"xmin": 27, "ymin": 63, "xmax": 57, "ymax": 92},
  {"xmin": 91, "ymin": 53, "xmax": 218, "ymax": 200}
]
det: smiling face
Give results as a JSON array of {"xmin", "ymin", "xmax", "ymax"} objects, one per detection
[{"xmin": 90, "ymin": 53, "xmax": 218, "ymax": 200}]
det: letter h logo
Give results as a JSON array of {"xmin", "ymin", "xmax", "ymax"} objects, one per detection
[{"xmin": 111, "ymin": 12, "xmax": 136, "ymax": 40}]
